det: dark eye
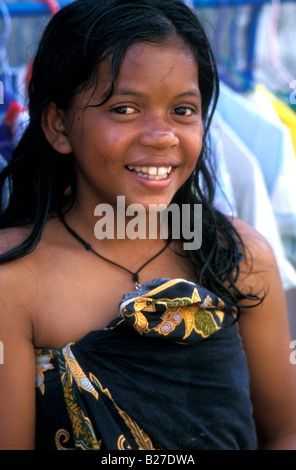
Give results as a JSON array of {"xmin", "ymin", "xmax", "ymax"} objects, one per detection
[
  {"xmin": 113, "ymin": 106, "xmax": 137, "ymax": 115},
  {"xmin": 174, "ymin": 107, "xmax": 194, "ymax": 117}
]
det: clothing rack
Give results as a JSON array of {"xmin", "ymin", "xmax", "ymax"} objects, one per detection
[
  {"xmin": 1, "ymin": 0, "xmax": 294, "ymax": 88},
  {"xmin": 1, "ymin": 0, "xmax": 294, "ymax": 16}
]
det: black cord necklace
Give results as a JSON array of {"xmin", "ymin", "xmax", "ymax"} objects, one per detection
[{"xmin": 61, "ymin": 216, "xmax": 172, "ymax": 290}]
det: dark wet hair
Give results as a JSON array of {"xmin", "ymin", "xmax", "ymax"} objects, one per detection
[{"xmin": 0, "ymin": 0, "xmax": 261, "ymax": 309}]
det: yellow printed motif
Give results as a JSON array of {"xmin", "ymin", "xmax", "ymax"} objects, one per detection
[
  {"xmin": 122, "ymin": 281, "xmax": 226, "ymax": 342},
  {"xmin": 35, "ymin": 349, "xmax": 54, "ymax": 395},
  {"xmin": 35, "ymin": 278, "xmax": 235, "ymax": 450},
  {"xmin": 54, "ymin": 345, "xmax": 156, "ymax": 450}
]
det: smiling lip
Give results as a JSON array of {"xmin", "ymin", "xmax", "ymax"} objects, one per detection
[{"xmin": 126, "ymin": 165, "xmax": 173, "ymax": 180}]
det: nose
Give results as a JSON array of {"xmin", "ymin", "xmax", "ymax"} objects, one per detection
[{"xmin": 138, "ymin": 123, "xmax": 179, "ymax": 150}]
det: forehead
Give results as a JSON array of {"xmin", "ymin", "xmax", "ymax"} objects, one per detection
[
  {"xmin": 81, "ymin": 41, "xmax": 200, "ymax": 104},
  {"xmin": 122, "ymin": 41, "xmax": 197, "ymax": 78}
]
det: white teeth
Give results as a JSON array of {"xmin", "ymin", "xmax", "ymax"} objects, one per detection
[
  {"xmin": 157, "ymin": 167, "xmax": 169, "ymax": 176},
  {"xmin": 127, "ymin": 166, "xmax": 173, "ymax": 179},
  {"xmin": 148, "ymin": 167, "xmax": 157, "ymax": 176}
]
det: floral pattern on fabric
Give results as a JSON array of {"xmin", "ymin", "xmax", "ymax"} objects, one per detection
[
  {"xmin": 35, "ymin": 278, "xmax": 246, "ymax": 451},
  {"xmin": 119, "ymin": 278, "xmax": 234, "ymax": 343},
  {"xmin": 56, "ymin": 346, "xmax": 101, "ymax": 450},
  {"xmin": 36, "ymin": 349, "xmax": 54, "ymax": 395},
  {"xmin": 54, "ymin": 344, "xmax": 156, "ymax": 450}
]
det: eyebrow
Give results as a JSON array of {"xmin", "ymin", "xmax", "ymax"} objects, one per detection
[
  {"xmin": 175, "ymin": 91, "xmax": 202, "ymax": 101},
  {"xmin": 112, "ymin": 89, "xmax": 145, "ymax": 98},
  {"xmin": 112, "ymin": 89, "xmax": 202, "ymax": 100}
]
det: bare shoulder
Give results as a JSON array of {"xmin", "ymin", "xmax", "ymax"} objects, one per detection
[
  {"xmin": 229, "ymin": 216, "xmax": 286, "ymax": 315},
  {"xmin": 229, "ymin": 216, "xmax": 278, "ymax": 296},
  {"xmin": 231, "ymin": 216, "xmax": 275, "ymax": 260},
  {"xmin": 0, "ymin": 226, "xmax": 36, "ymax": 449},
  {"xmin": 0, "ymin": 226, "xmax": 36, "ymax": 331}
]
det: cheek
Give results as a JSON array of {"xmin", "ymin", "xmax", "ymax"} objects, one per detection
[
  {"xmin": 93, "ymin": 128, "xmax": 130, "ymax": 161},
  {"xmin": 185, "ymin": 130, "xmax": 203, "ymax": 169}
]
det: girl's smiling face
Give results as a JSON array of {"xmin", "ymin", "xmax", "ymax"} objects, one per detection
[{"xmin": 60, "ymin": 40, "xmax": 203, "ymax": 212}]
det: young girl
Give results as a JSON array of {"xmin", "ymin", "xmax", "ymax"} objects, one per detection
[{"xmin": 0, "ymin": 0, "xmax": 295, "ymax": 451}]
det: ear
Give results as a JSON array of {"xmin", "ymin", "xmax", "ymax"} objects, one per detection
[{"xmin": 41, "ymin": 103, "xmax": 73, "ymax": 154}]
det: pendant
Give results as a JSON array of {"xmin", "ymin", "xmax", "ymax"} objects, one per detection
[{"xmin": 135, "ymin": 282, "xmax": 141, "ymax": 290}]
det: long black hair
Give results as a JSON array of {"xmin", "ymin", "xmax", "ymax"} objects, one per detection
[{"xmin": 0, "ymin": 0, "xmax": 262, "ymax": 309}]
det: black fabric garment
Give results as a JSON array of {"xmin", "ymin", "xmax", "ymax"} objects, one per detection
[{"xmin": 35, "ymin": 278, "xmax": 257, "ymax": 450}]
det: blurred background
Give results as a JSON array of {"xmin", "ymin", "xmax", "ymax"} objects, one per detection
[{"xmin": 0, "ymin": 0, "xmax": 295, "ymax": 333}]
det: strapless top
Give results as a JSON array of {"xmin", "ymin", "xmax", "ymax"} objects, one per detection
[{"xmin": 35, "ymin": 278, "xmax": 257, "ymax": 450}]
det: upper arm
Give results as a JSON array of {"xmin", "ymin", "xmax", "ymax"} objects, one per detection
[
  {"xmin": 235, "ymin": 219, "xmax": 296, "ymax": 448},
  {"xmin": 0, "ymin": 263, "xmax": 36, "ymax": 450}
]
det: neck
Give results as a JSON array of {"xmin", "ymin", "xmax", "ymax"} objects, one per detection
[
  {"xmin": 59, "ymin": 211, "xmax": 173, "ymax": 290},
  {"xmin": 62, "ymin": 197, "xmax": 171, "ymax": 252}
]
